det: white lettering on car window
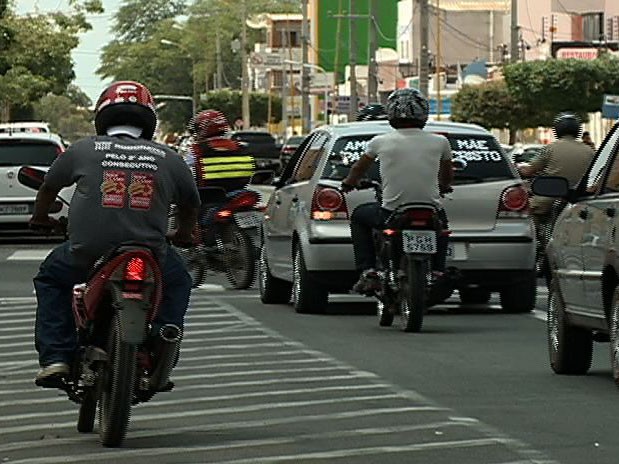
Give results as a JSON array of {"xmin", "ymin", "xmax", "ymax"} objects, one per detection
[
  {"xmin": 336, "ymin": 139, "xmax": 371, "ymax": 166},
  {"xmin": 452, "ymin": 137, "xmax": 502, "ymax": 163}
]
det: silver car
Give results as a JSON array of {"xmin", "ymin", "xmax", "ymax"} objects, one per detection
[{"xmin": 258, "ymin": 121, "xmax": 536, "ymax": 313}]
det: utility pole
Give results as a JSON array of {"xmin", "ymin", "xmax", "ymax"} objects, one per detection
[
  {"xmin": 435, "ymin": 0, "xmax": 442, "ymax": 120},
  {"xmin": 301, "ymin": 0, "xmax": 311, "ymax": 133},
  {"xmin": 240, "ymin": 0, "xmax": 250, "ymax": 128},
  {"xmin": 348, "ymin": 0, "xmax": 358, "ymax": 122},
  {"xmin": 367, "ymin": 0, "xmax": 378, "ymax": 103},
  {"xmin": 419, "ymin": 0, "xmax": 429, "ymax": 97},
  {"xmin": 280, "ymin": 30, "xmax": 288, "ymax": 136},
  {"xmin": 510, "ymin": 0, "xmax": 519, "ymax": 63},
  {"xmin": 216, "ymin": 29, "xmax": 223, "ymax": 89}
]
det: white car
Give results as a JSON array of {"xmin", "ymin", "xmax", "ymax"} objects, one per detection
[{"xmin": 0, "ymin": 132, "xmax": 74, "ymax": 233}]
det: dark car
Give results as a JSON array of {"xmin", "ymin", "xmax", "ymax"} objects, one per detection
[
  {"xmin": 279, "ymin": 135, "xmax": 305, "ymax": 171},
  {"xmin": 230, "ymin": 131, "xmax": 282, "ymax": 171}
]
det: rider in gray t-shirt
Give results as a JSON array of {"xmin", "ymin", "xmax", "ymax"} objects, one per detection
[{"xmin": 30, "ymin": 81, "xmax": 200, "ymax": 388}]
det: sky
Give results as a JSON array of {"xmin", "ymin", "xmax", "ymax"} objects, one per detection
[{"xmin": 16, "ymin": 0, "xmax": 121, "ymax": 103}]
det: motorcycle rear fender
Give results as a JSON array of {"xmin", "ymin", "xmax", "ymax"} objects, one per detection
[{"xmin": 113, "ymin": 296, "xmax": 149, "ymax": 345}]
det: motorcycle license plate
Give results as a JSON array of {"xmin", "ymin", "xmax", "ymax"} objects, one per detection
[
  {"xmin": 402, "ymin": 230, "xmax": 437, "ymax": 254},
  {"xmin": 235, "ymin": 212, "xmax": 262, "ymax": 228}
]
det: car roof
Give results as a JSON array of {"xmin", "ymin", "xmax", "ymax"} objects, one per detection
[
  {"xmin": 315, "ymin": 120, "xmax": 491, "ymax": 138},
  {"xmin": 0, "ymin": 131, "xmax": 64, "ymax": 146}
]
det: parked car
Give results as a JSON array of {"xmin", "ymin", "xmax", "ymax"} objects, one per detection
[
  {"xmin": 258, "ymin": 120, "xmax": 536, "ymax": 314},
  {"xmin": 279, "ymin": 135, "xmax": 305, "ymax": 172},
  {"xmin": 532, "ymin": 122, "xmax": 619, "ymax": 382},
  {"xmin": 230, "ymin": 131, "xmax": 281, "ymax": 171},
  {"xmin": 0, "ymin": 132, "xmax": 73, "ymax": 233}
]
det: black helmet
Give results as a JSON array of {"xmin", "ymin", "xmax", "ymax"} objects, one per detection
[
  {"xmin": 356, "ymin": 103, "xmax": 387, "ymax": 121},
  {"xmin": 553, "ymin": 112, "xmax": 582, "ymax": 139},
  {"xmin": 386, "ymin": 88, "xmax": 430, "ymax": 128}
]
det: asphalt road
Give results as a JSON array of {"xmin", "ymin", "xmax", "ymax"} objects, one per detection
[{"xmin": 0, "ymin": 242, "xmax": 618, "ymax": 463}]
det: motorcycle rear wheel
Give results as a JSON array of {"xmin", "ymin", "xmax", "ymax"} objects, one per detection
[
  {"xmin": 98, "ymin": 313, "xmax": 137, "ymax": 447},
  {"xmin": 399, "ymin": 256, "xmax": 427, "ymax": 333},
  {"xmin": 222, "ymin": 225, "xmax": 255, "ymax": 289}
]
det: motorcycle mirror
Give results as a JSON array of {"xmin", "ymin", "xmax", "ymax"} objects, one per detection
[
  {"xmin": 18, "ymin": 166, "xmax": 46, "ymax": 191},
  {"xmin": 452, "ymin": 158, "xmax": 467, "ymax": 172}
]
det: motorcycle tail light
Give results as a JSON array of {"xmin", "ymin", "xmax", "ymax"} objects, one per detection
[
  {"xmin": 215, "ymin": 209, "xmax": 233, "ymax": 220},
  {"xmin": 404, "ymin": 209, "xmax": 434, "ymax": 227},
  {"xmin": 383, "ymin": 228, "xmax": 397, "ymax": 236},
  {"xmin": 225, "ymin": 191, "xmax": 259, "ymax": 211},
  {"xmin": 124, "ymin": 257, "xmax": 146, "ymax": 281},
  {"xmin": 311, "ymin": 186, "xmax": 348, "ymax": 220},
  {"xmin": 498, "ymin": 185, "xmax": 529, "ymax": 218}
]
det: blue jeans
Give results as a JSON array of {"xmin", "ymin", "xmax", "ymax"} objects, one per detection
[
  {"xmin": 350, "ymin": 202, "xmax": 449, "ymax": 273},
  {"xmin": 33, "ymin": 241, "xmax": 192, "ymax": 367}
]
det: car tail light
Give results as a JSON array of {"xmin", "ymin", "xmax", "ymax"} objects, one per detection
[
  {"xmin": 311, "ymin": 186, "xmax": 348, "ymax": 220},
  {"xmin": 282, "ymin": 147, "xmax": 296, "ymax": 154},
  {"xmin": 404, "ymin": 209, "xmax": 435, "ymax": 227},
  {"xmin": 225, "ymin": 191, "xmax": 259, "ymax": 211},
  {"xmin": 383, "ymin": 228, "xmax": 397, "ymax": 236},
  {"xmin": 498, "ymin": 185, "xmax": 529, "ymax": 218},
  {"xmin": 124, "ymin": 257, "xmax": 146, "ymax": 281},
  {"xmin": 56, "ymin": 145, "xmax": 64, "ymax": 155}
]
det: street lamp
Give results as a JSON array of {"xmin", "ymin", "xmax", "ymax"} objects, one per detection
[
  {"xmin": 160, "ymin": 39, "xmax": 197, "ymax": 115},
  {"xmin": 284, "ymin": 60, "xmax": 329, "ymax": 126}
]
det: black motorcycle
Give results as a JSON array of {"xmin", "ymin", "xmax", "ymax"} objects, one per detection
[
  {"xmin": 171, "ymin": 188, "xmax": 261, "ymax": 289},
  {"xmin": 355, "ymin": 180, "xmax": 457, "ymax": 332}
]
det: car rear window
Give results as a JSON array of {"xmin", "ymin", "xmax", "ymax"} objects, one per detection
[
  {"xmin": 321, "ymin": 132, "xmax": 514, "ymax": 184},
  {"xmin": 0, "ymin": 141, "xmax": 59, "ymax": 166}
]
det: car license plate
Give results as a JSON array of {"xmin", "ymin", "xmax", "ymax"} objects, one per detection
[
  {"xmin": 447, "ymin": 243, "xmax": 468, "ymax": 261},
  {"xmin": 402, "ymin": 230, "xmax": 437, "ymax": 254},
  {"xmin": 0, "ymin": 204, "xmax": 29, "ymax": 215},
  {"xmin": 235, "ymin": 212, "xmax": 262, "ymax": 228}
]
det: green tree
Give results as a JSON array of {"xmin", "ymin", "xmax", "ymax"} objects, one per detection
[
  {"xmin": 34, "ymin": 94, "xmax": 94, "ymax": 143},
  {"xmin": 0, "ymin": 1, "xmax": 103, "ymax": 120},
  {"xmin": 503, "ymin": 57, "xmax": 619, "ymax": 124},
  {"xmin": 451, "ymin": 80, "xmax": 528, "ymax": 143},
  {"xmin": 112, "ymin": 0, "xmax": 186, "ymax": 43}
]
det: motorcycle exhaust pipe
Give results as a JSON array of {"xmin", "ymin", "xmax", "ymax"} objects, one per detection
[{"xmin": 148, "ymin": 324, "xmax": 182, "ymax": 391}]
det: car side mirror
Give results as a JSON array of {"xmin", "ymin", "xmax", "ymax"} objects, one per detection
[
  {"xmin": 250, "ymin": 170, "xmax": 275, "ymax": 185},
  {"xmin": 532, "ymin": 176, "xmax": 570, "ymax": 198},
  {"xmin": 18, "ymin": 166, "xmax": 46, "ymax": 191}
]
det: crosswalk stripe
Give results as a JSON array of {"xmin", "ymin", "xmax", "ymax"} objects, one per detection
[{"xmin": 0, "ymin": 290, "xmax": 557, "ymax": 463}]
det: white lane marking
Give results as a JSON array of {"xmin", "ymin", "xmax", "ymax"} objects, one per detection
[
  {"xmin": 0, "ymin": 365, "xmax": 349, "ymax": 386},
  {"xmin": 532, "ymin": 309, "xmax": 547, "ymax": 322},
  {"xmin": 6, "ymin": 250, "xmax": 52, "ymax": 261},
  {"xmin": 8, "ymin": 437, "xmax": 508, "ymax": 463},
  {"xmin": 211, "ymin": 297, "xmax": 557, "ymax": 463},
  {"xmin": 0, "ymin": 405, "xmax": 444, "ymax": 437},
  {"xmin": 197, "ymin": 283, "xmax": 226, "ymax": 291},
  {"xmin": 0, "ymin": 383, "xmax": 390, "ymax": 409},
  {"xmin": 0, "ymin": 297, "xmax": 37, "ymax": 304},
  {"xmin": 0, "ymin": 373, "xmax": 376, "ymax": 397},
  {"xmin": 1, "ymin": 421, "xmax": 461, "ymax": 453},
  {"xmin": 0, "ymin": 393, "xmax": 403, "ymax": 424}
]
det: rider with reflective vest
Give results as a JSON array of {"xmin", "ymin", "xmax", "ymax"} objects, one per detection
[{"xmin": 187, "ymin": 110, "xmax": 255, "ymax": 200}]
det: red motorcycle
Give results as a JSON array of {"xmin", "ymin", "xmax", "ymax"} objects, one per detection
[{"xmin": 19, "ymin": 166, "xmax": 181, "ymax": 447}]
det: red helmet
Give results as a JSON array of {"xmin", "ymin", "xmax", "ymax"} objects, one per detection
[
  {"xmin": 94, "ymin": 81, "xmax": 157, "ymax": 140},
  {"xmin": 188, "ymin": 109, "xmax": 230, "ymax": 143}
]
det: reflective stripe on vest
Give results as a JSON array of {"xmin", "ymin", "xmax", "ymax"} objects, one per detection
[{"xmin": 200, "ymin": 155, "xmax": 255, "ymax": 180}]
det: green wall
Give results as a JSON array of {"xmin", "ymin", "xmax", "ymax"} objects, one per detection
[{"xmin": 316, "ymin": 0, "xmax": 398, "ymax": 79}]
